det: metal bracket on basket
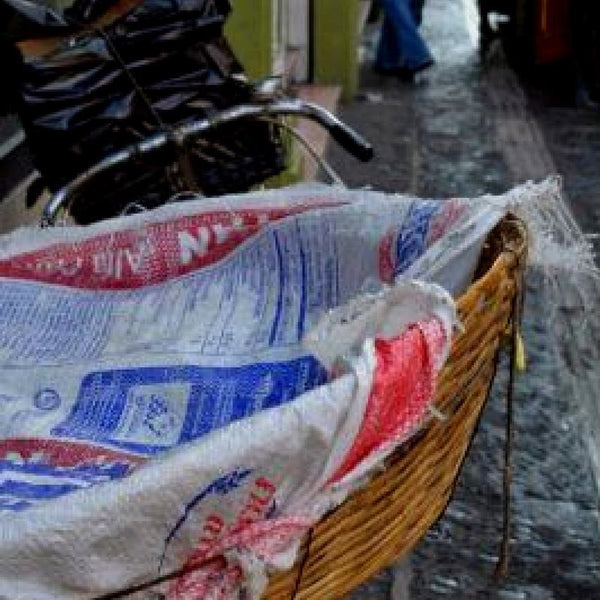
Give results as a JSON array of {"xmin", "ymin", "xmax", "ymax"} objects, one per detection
[
  {"xmin": 259, "ymin": 116, "xmax": 346, "ymax": 187},
  {"xmin": 41, "ymin": 99, "xmax": 374, "ymax": 227}
]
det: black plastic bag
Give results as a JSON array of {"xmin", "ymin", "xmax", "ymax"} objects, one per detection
[{"xmin": 3, "ymin": 0, "xmax": 285, "ymax": 223}]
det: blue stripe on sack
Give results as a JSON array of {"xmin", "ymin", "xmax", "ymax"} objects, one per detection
[
  {"xmin": 296, "ymin": 222, "xmax": 308, "ymax": 340},
  {"xmin": 394, "ymin": 201, "xmax": 440, "ymax": 276},
  {"xmin": 0, "ymin": 480, "xmax": 81, "ymax": 500},
  {"xmin": 0, "ymin": 498, "xmax": 31, "ymax": 512},
  {"xmin": 0, "ymin": 460, "xmax": 134, "ymax": 511},
  {"xmin": 269, "ymin": 231, "xmax": 285, "ymax": 346},
  {"xmin": 0, "ymin": 460, "xmax": 131, "ymax": 481}
]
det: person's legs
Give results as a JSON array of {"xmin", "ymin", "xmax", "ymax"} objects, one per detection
[
  {"xmin": 376, "ymin": 13, "xmax": 403, "ymax": 71},
  {"xmin": 378, "ymin": 0, "xmax": 433, "ymax": 72},
  {"xmin": 410, "ymin": 0, "xmax": 424, "ymax": 26},
  {"xmin": 478, "ymin": 0, "xmax": 494, "ymax": 56},
  {"xmin": 571, "ymin": 0, "xmax": 600, "ymax": 107}
]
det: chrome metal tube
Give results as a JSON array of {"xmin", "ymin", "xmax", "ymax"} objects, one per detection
[{"xmin": 42, "ymin": 100, "xmax": 373, "ymax": 226}]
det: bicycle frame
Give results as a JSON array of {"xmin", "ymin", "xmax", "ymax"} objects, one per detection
[{"xmin": 42, "ymin": 99, "xmax": 373, "ymax": 227}]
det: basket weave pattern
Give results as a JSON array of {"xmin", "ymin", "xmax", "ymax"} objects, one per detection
[{"xmin": 264, "ymin": 217, "xmax": 527, "ymax": 600}]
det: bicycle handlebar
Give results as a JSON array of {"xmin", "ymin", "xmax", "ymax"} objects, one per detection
[{"xmin": 41, "ymin": 99, "xmax": 373, "ymax": 226}]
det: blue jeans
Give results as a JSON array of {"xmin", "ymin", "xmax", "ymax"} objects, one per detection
[{"xmin": 376, "ymin": 0, "xmax": 432, "ymax": 71}]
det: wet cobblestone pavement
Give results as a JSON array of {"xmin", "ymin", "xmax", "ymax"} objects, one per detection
[{"xmin": 328, "ymin": 0, "xmax": 600, "ymax": 598}]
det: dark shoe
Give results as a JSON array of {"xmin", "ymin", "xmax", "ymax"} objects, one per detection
[
  {"xmin": 410, "ymin": 58, "xmax": 434, "ymax": 74},
  {"xmin": 373, "ymin": 63, "xmax": 402, "ymax": 76},
  {"xmin": 396, "ymin": 67, "xmax": 415, "ymax": 83},
  {"xmin": 397, "ymin": 59, "xmax": 434, "ymax": 83},
  {"xmin": 576, "ymin": 84, "xmax": 600, "ymax": 113}
]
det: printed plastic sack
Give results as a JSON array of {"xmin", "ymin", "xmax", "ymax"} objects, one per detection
[{"xmin": 0, "ymin": 184, "xmax": 508, "ymax": 599}]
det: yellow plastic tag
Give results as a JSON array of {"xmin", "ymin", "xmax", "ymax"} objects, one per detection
[{"xmin": 515, "ymin": 330, "xmax": 526, "ymax": 372}]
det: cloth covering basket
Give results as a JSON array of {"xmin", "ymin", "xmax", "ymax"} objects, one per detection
[{"xmin": 263, "ymin": 215, "xmax": 527, "ymax": 600}]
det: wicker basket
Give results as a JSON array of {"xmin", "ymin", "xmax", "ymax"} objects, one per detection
[{"xmin": 263, "ymin": 215, "xmax": 527, "ymax": 600}]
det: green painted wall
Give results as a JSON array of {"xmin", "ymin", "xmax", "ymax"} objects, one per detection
[
  {"xmin": 225, "ymin": 1, "xmax": 361, "ymax": 185},
  {"xmin": 313, "ymin": 0, "xmax": 360, "ymax": 101},
  {"xmin": 226, "ymin": 1, "xmax": 360, "ymax": 98},
  {"xmin": 225, "ymin": 0, "xmax": 273, "ymax": 80}
]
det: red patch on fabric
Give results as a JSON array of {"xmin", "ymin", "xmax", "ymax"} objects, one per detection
[
  {"xmin": 427, "ymin": 199, "xmax": 467, "ymax": 245},
  {"xmin": 0, "ymin": 202, "xmax": 343, "ymax": 290},
  {"xmin": 379, "ymin": 229, "xmax": 396, "ymax": 283},
  {"xmin": 331, "ymin": 318, "xmax": 446, "ymax": 483},
  {"xmin": 168, "ymin": 517, "xmax": 310, "ymax": 600},
  {"xmin": 169, "ymin": 556, "xmax": 242, "ymax": 600},
  {"xmin": 0, "ymin": 438, "xmax": 144, "ymax": 467}
]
